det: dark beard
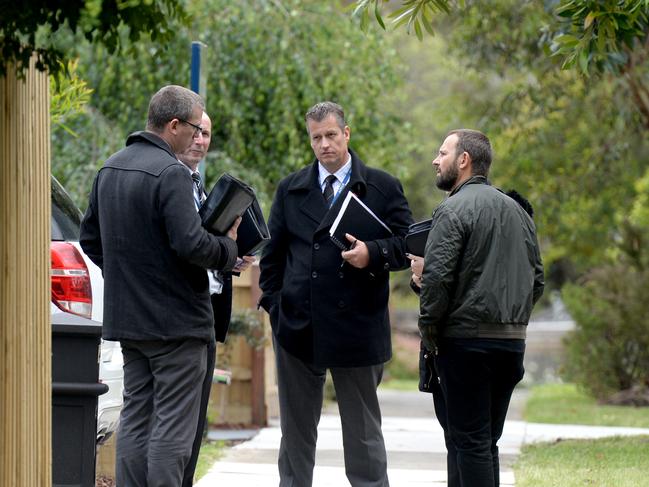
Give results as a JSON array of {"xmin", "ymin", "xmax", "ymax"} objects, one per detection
[{"xmin": 436, "ymin": 162, "xmax": 459, "ymax": 191}]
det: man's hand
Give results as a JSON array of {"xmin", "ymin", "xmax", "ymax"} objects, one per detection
[
  {"xmin": 233, "ymin": 255, "xmax": 256, "ymax": 272},
  {"xmin": 341, "ymin": 233, "xmax": 370, "ymax": 269},
  {"xmin": 226, "ymin": 216, "xmax": 242, "ymax": 241},
  {"xmin": 408, "ymin": 253, "xmax": 424, "ymax": 288}
]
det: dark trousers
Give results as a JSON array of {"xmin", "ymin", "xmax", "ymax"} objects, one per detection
[
  {"xmin": 430, "ymin": 377, "xmax": 460, "ymax": 487},
  {"xmin": 182, "ymin": 340, "xmax": 216, "ymax": 487},
  {"xmin": 274, "ymin": 338, "xmax": 389, "ymax": 487},
  {"xmin": 183, "ymin": 283, "xmax": 233, "ymax": 485},
  {"xmin": 116, "ymin": 339, "xmax": 207, "ymax": 487},
  {"xmin": 435, "ymin": 342, "xmax": 524, "ymax": 487}
]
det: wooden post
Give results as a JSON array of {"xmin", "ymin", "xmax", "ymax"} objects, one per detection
[
  {"xmin": 248, "ymin": 265, "xmax": 266, "ymax": 425},
  {"xmin": 0, "ymin": 58, "xmax": 51, "ymax": 487},
  {"xmin": 208, "ymin": 263, "xmax": 278, "ymax": 427}
]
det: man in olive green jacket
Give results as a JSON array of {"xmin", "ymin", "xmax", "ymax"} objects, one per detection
[{"xmin": 415, "ymin": 129, "xmax": 544, "ymax": 487}]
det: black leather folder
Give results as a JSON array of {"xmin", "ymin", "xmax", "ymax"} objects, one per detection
[
  {"xmin": 236, "ymin": 198, "xmax": 271, "ymax": 256},
  {"xmin": 329, "ymin": 192, "xmax": 392, "ymax": 250},
  {"xmin": 199, "ymin": 173, "xmax": 256, "ymax": 235},
  {"xmin": 405, "ymin": 218, "xmax": 432, "ymax": 256}
]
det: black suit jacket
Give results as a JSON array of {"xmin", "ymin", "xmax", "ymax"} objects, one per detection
[
  {"xmin": 259, "ymin": 150, "xmax": 413, "ymax": 367},
  {"xmin": 212, "ymin": 275, "xmax": 233, "ymax": 343},
  {"xmin": 80, "ymin": 131, "xmax": 238, "ymax": 342}
]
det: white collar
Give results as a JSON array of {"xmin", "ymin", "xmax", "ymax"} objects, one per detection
[{"xmin": 318, "ymin": 153, "xmax": 352, "ymax": 185}]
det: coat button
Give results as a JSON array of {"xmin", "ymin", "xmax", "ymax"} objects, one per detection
[
  {"xmin": 338, "ymin": 300, "xmax": 345, "ymax": 308},
  {"xmin": 312, "ymin": 271, "xmax": 318, "ymax": 278},
  {"xmin": 383, "ymin": 263, "xmax": 390, "ymax": 270},
  {"xmin": 382, "ymin": 247, "xmax": 388, "ymax": 255},
  {"xmin": 338, "ymin": 271, "xmax": 344, "ymax": 279},
  {"xmin": 314, "ymin": 243, "xmax": 320, "ymax": 250}
]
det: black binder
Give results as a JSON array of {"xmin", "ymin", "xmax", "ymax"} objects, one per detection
[
  {"xmin": 236, "ymin": 198, "xmax": 271, "ymax": 256},
  {"xmin": 405, "ymin": 218, "xmax": 432, "ymax": 256},
  {"xmin": 329, "ymin": 192, "xmax": 392, "ymax": 250},
  {"xmin": 199, "ymin": 173, "xmax": 256, "ymax": 235}
]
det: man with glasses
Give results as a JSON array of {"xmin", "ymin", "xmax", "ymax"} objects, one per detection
[
  {"xmin": 81, "ymin": 85, "xmax": 240, "ymax": 487},
  {"xmin": 178, "ymin": 117, "xmax": 204, "ymax": 137}
]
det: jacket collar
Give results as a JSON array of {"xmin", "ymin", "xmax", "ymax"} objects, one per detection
[
  {"xmin": 126, "ymin": 131, "xmax": 177, "ymax": 160},
  {"xmin": 288, "ymin": 148, "xmax": 368, "ymax": 196},
  {"xmin": 288, "ymin": 148, "xmax": 369, "ymax": 230},
  {"xmin": 449, "ymin": 175, "xmax": 489, "ymax": 197}
]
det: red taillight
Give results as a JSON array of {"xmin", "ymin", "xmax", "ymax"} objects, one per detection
[{"xmin": 51, "ymin": 242, "xmax": 92, "ymax": 319}]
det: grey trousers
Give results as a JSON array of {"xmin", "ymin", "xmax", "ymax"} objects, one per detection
[
  {"xmin": 182, "ymin": 340, "xmax": 216, "ymax": 487},
  {"xmin": 116, "ymin": 338, "xmax": 207, "ymax": 487},
  {"xmin": 274, "ymin": 339, "xmax": 389, "ymax": 487}
]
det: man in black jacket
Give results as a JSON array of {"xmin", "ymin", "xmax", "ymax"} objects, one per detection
[
  {"xmin": 415, "ymin": 129, "xmax": 544, "ymax": 487},
  {"xmin": 259, "ymin": 101, "xmax": 413, "ymax": 486},
  {"xmin": 80, "ymin": 85, "xmax": 240, "ymax": 487}
]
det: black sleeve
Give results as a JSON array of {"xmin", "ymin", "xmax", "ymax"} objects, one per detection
[
  {"xmin": 80, "ymin": 175, "xmax": 104, "ymax": 271},
  {"xmin": 212, "ymin": 275, "xmax": 233, "ymax": 343},
  {"xmin": 365, "ymin": 177, "xmax": 414, "ymax": 274},
  {"xmin": 158, "ymin": 165, "xmax": 238, "ymax": 271},
  {"xmin": 258, "ymin": 180, "xmax": 290, "ymax": 313}
]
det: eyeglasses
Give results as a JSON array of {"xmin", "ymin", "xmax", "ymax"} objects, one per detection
[{"xmin": 178, "ymin": 118, "xmax": 204, "ymax": 136}]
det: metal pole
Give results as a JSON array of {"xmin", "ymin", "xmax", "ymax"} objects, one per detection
[{"xmin": 190, "ymin": 41, "xmax": 208, "ymax": 177}]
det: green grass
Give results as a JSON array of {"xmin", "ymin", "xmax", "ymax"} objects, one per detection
[
  {"xmin": 516, "ymin": 383, "xmax": 649, "ymax": 486},
  {"xmin": 389, "ymin": 290, "xmax": 420, "ymax": 310},
  {"xmin": 194, "ymin": 440, "xmax": 226, "ymax": 482},
  {"xmin": 380, "ymin": 378, "xmax": 419, "ymax": 391},
  {"xmin": 524, "ymin": 383, "xmax": 649, "ymax": 428},
  {"xmin": 515, "ymin": 436, "xmax": 649, "ymax": 487}
]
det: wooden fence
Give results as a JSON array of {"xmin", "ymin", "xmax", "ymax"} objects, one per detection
[
  {"xmin": 208, "ymin": 264, "xmax": 278, "ymax": 426},
  {"xmin": 0, "ymin": 58, "xmax": 52, "ymax": 487}
]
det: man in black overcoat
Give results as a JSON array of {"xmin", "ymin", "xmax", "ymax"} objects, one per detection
[
  {"xmin": 259, "ymin": 101, "xmax": 413, "ymax": 486},
  {"xmin": 80, "ymin": 85, "xmax": 240, "ymax": 487}
]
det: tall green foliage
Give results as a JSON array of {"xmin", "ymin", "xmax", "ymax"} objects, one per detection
[
  {"xmin": 429, "ymin": 0, "xmax": 649, "ymax": 279},
  {"xmin": 0, "ymin": 0, "xmax": 185, "ymax": 77},
  {"xmin": 53, "ymin": 0, "xmax": 406, "ymax": 208},
  {"xmin": 385, "ymin": 0, "xmax": 649, "ymax": 398},
  {"xmin": 562, "ymin": 257, "xmax": 649, "ymax": 400}
]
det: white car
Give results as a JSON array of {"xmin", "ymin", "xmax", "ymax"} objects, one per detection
[{"xmin": 51, "ymin": 176, "xmax": 123, "ymax": 444}]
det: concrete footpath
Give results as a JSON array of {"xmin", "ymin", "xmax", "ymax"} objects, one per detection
[{"xmin": 195, "ymin": 387, "xmax": 649, "ymax": 486}]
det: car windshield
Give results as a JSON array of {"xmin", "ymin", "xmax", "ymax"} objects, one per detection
[{"xmin": 51, "ymin": 177, "xmax": 82, "ymax": 241}]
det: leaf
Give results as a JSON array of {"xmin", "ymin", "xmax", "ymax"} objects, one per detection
[
  {"xmin": 392, "ymin": 8, "xmax": 416, "ymax": 30},
  {"xmin": 578, "ymin": 48, "xmax": 590, "ymax": 75},
  {"xmin": 375, "ymin": 1, "xmax": 386, "ymax": 30},
  {"xmin": 421, "ymin": 7, "xmax": 436, "ymax": 36},
  {"xmin": 352, "ymin": 0, "xmax": 371, "ymax": 18},
  {"xmin": 360, "ymin": 9, "xmax": 369, "ymax": 32},
  {"xmin": 388, "ymin": 4, "xmax": 416, "ymax": 21},
  {"xmin": 431, "ymin": 0, "xmax": 451, "ymax": 14},
  {"xmin": 597, "ymin": 28, "xmax": 606, "ymax": 52},
  {"xmin": 554, "ymin": 34, "xmax": 580, "ymax": 47},
  {"xmin": 584, "ymin": 11, "xmax": 596, "ymax": 29},
  {"xmin": 414, "ymin": 18, "xmax": 423, "ymax": 40}
]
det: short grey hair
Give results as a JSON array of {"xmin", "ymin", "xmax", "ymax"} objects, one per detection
[
  {"xmin": 448, "ymin": 129, "xmax": 492, "ymax": 177},
  {"xmin": 305, "ymin": 101, "xmax": 346, "ymax": 131},
  {"xmin": 146, "ymin": 85, "xmax": 205, "ymax": 132}
]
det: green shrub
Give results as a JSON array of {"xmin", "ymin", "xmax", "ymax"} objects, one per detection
[{"xmin": 562, "ymin": 263, "xmax": 649, "ymax": 401}]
